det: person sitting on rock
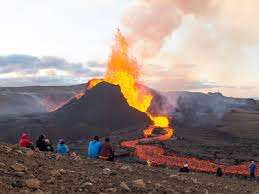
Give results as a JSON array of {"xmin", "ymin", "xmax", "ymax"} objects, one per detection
[
  {"xmin": 99, "ymin": 137, "xmax": 114, "ymax": 161},
  {"xmin": 179, "ymin": 163, "xmax": 189, "ymax": 173},
  {"xmin": 19, "ymin": 133, "xmax": 35, "ymax": 150},
  {"xmin": 44, "ymin": 139, "xmax": 54, "ymax": 152},
  {"xmin": 249, "ymin": 161, "xmax": 257, "ymax": 178},
  {"xmin": 56, "ymin": 139, "xmax": 69, "ymax": 155},
  {"xmin": 36, "ymin": 134, "xmax": 46, "ymax": 151},
  {"xmin": 88, "ymin": 136, "xmax": 101, "ymax": 159}
]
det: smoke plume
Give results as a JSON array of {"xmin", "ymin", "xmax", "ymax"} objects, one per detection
[
  {"xmin": 121, "ymin": 0, "xmax": 259, "ymax": 97},
  {"xmin": 121, "ymin": 0, "xmax": 218, "ymax": 59}
]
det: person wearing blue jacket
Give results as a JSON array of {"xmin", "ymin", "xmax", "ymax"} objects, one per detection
[
  {"xmin": 88, "ymin": 136, "xmax": 101, "ymax": 158},
  {"xmin": 56, "ymin": 139, "xmax": 69, "ymax": 155},
  {"xmin": 249, "ymin": 161, "xmax": 257, "ymax": 178}
]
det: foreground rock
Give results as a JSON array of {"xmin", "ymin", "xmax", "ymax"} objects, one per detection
[
  {"xmin": 0, "ymin": 143, "xmax": 258, "ymax": 194},
  {"xmin": 10, "ymin": 163, "xmax": 27, "ymax": 172},
  {"xmin": 25, "ymin": 179, "xmax": 41, "ymax": 189}
]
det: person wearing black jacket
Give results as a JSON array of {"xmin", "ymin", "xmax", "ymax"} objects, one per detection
[
  {"xmin": 179, "ymin": 163, "xmax": 189, "ymax": 173},
  {"xmin": 36, "ymin": 134, "xmax": 46, "ymax": 151},
  {"xmin": 36, "ymin": 134, "xmax": 54, "ymax": 152},
  {"xmin": 44, "ymin": 139, "xmax": 54, "ymax": 152},
  {"xmin": 216, "ymin": 167, "xmax": 223, "ymax": 177}
]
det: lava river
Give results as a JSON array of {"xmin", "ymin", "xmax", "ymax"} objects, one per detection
[{"xmin": 121, "ymin": 128, "xmax": 258, "ymax": 176}]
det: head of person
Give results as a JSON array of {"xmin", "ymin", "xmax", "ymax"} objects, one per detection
[
  {"xmin": 59, "ymin": 139, "xmax": 65, "ymax": 145},
  {"xmin": 94, "ymin": 136, "xmax": 99, "ymax": 141},
  {"xmin": 184, "ymin": 163, "xmax": 188, "ymax": 168},
  {"xmin": 45, "ymin": 139, "xmax": 50, "ymax": 144},
  {"xmin": 105, "ymin": 137, "xmax": 110, "ymax": 143},
  {"xmin": 38, "ymin": 134, "xmax": 45, "ymax": 141},
  {"xmin": 21, "ymin": 133, "xmax": 28, "ymax": 139}
]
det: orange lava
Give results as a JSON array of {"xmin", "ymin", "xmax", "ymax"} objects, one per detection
[
  {"xmin": 75, "ymin": 92, "xmax": 84, "ymax": 100},
  {"xmin": 87, "ymin": 30, "xmax": 173, "ymax": 138},
  {"xmin": 87, "ymin": 78, "xmax": 104, "ymax": 90},
  {"xmin": 143, "ymin": 126, "xmax": 154, "ymax": 138},
  {"xmin": 104, "ymin": 30, "xmax": 153, "ymax": 113},
  {"xmin": 121, "ymin": 129, "xmax": 258, "ymax": 176}
]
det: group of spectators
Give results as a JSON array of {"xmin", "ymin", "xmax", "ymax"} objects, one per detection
[
  {"xmin": 88, "ymin": 136, "xmax": 114, "ymax": 161},
  {"xmin": 18, "ymin": 133, "xmax": 114, "ymax": 161},
  {"xmin": 19, "ymin": 133, "xmax": 257, "ymax": 178},
  {"xmin": 19, "ymin": 133, "xmax": 69, "ymax": 155}
]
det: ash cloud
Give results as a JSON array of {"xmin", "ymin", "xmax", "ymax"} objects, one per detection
[
  {"xmin": 121, "ymin": 0, "xmax": 259, "ymax": 97},
  {"xmin": 122, "ymin": 0, "xmax": 182, "ymax": 58},
  {"xmin": 122, "ymin": 0, "xmax": 259, "ymax": 57},
  {"xmin": 121, "ymin": 0, "xmax": 218, "ymax": 58}
]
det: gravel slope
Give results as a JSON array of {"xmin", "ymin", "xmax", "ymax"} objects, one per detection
[{"xmin": 0, "ymin": 143, "xmax": 258, "ymax": 194}]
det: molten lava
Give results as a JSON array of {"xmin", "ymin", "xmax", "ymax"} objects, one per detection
[
  {"xmin": 104, "ymin": 30, "xmax": 153, "ymax": 113},
  {"xmin": 87, "ymin": 78, "xmax": 104, "ymax": 90},
  {"xmin": 74, "ymin": 92, "xmax": 84, "ymax": 100},
  {"xmin": 87, "ymin": 29, "xmax": 173, "ymax": 139}
]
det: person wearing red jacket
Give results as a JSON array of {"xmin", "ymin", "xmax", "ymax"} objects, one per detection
[
  {"xmin": 99, "ymin": 137, "xmax": 114, "ymax": 161},
  {"xmin": 19, "ymin": 133, "xmax": 34, "ymax": 150}
]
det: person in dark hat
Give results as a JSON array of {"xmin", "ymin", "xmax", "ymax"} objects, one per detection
[{"xmin": 99, "ymin": 137, "xmax": 114, "ymax": 161}]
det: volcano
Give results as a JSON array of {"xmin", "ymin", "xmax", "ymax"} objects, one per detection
[
  {"xmin": 0, "ymin": 81, "xmax": 151, "ymax": 142},
  {"xmin": 51, "ymin": 81, "xmax": 151, "ymax": 132}
]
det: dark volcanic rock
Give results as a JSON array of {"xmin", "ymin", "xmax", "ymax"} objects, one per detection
[
  {"xmin": 1, "ymin": 143, "xmax": 258, "ymax": 194},
  {"xmin": 0, "ymin": 82, "xmax": 150, "ymax": 142},
  {"xmin": 50, "ymin": 82, "xmax": 151, "ymax": 137}
]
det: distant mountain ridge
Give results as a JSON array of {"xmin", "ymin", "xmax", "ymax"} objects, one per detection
[{"xmin": 0, "ymin": 84, "xmax": 257, "ymax": 116}]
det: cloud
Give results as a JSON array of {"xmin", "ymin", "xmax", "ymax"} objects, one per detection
[
  {"xmin": 147, "ymin": 78, "xmax": 220, "ymax": 91},
  {"xmin": 122, "ymin": 0, "xmax": 259, "ymax": 56},
  {"xmin": 0, "ymin": 54, "xmax": 104, "ymax": 86},
  {"xmin": 142, "ymin": 62, "xmax": 220, "ymax": 91},
  {"xmin": 87, "ymin": 61, "xmax": 107, "ymax": 68}
]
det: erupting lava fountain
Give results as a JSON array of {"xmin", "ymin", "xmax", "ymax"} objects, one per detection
[{"xmin": 88, "ymin": 29, "xmax": 174, "ymax": 139}]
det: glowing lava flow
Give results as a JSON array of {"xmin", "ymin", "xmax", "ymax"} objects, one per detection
[{"xmin": 121, "ymin": 131, "xmax": 258, "ymax": 176}]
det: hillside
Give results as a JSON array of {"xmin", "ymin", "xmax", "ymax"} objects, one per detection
[
  {"xmin": 0, "ymin": 82, "xmax": 150, "ymax": 143},
  {"xmin": 0, "ymin": 143, "xmax": 258, "ymax": 194},
  {"xmin": 0, "ymin": 84, "xmax": 85, "ymax": 115}
]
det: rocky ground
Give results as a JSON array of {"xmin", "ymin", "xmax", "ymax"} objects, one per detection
[{"xmin": 0, "ymin": 143, "xmax": 258, "ymax": 194}]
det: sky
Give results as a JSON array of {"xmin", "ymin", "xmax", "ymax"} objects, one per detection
[{"xmin": 0, "ymin": 0, "xmax": 258, "ymax": 98}]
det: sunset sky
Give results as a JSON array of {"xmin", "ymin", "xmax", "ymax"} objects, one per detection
[{"xmin": 0, "ymin": 0, "xmax": 258, "ymax": 98}]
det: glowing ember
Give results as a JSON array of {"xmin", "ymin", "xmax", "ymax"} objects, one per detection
[
  {"xmin": 143, "ymin": 126, "xmax": 154, "ymax": 138},
  {"xmin": 87, "ymin": 78, "xmax": 104, "ymax": 90},
  {"xmin": 75, "ymin": 92, "xmax": 84, "ymax": 100}
]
